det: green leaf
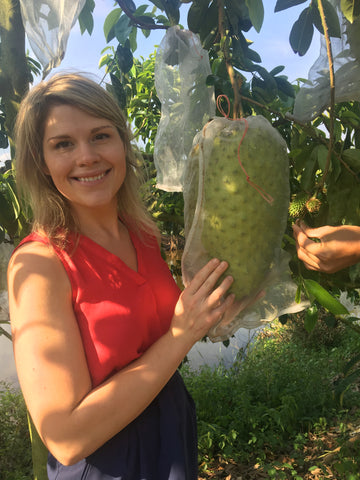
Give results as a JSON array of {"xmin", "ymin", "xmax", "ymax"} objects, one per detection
[
  {"xmin": 275, "ymin": 0, "xmax": 308, "ymax": 13},
  {"xmin": 341, "ymin": 0, "xmax": 360, "ymax": 23},
  {"xmin": 304, "ymin": 305, "xmax": 318, "ymax": 333},
  {"xmin": 342, "ymin": 149, "xmax": 360, "ymax": 172},
  {"xmin": 275, "ymin": 76, "xmax": 295, "ymax": 98},
  {"xmin": 323, "ymin": 313, "xmax": 337, "ymax": 328},
  {"xmin": 104, "ymin": 8, "xmax": 122, "ymax": 42},
  {"xmin": 199, "ymin": 0, "xmax": 218, "ymax": 42},
  {"xmin": 115, "ymin": 15, "xmax": 133, "ymax": 44},
  {"xmin": 78, "ymin": 0, "xmax": 95, "ymax": 35},
  {"xmin": 245, "ymin": 0, "xmax": 264, "ymax": 32},
  {"xmin": 116, "ymin": 45, "xmax": 133, "ymax": 73},
  {"xmin": 340, "ymin": 110, "xmax": 360, "ymax": 127},
  {"xmin": 0, "ymin": 131, "xmax": 8, "ymax": 149},
  {"xmin": 109, "ymin": 74, "xmax": 127, "ymax": 110},
  {"xmin": 98, "ymin": 54, "xmax": 113, "ymax": 69},
  {"xmin": 300, "ymin": 154, "xmax": 316, "ymax": 190},
  {"xmin": 129, "ymin": 26, "xmax": 138, "ymax": 50},
  {"xmin": 303, "ymin": 279, "xmax": 349, "ymax": 315},
  {"xmin": 163, "ymin": 0, "xmax": 180, "ymax": 25},
  {"xmin": 246, "ymin": 47, "xmax": 262, "ymax": 63},
  {"xmin": 270, "ymin": 65, "xmax": 285, "ymax": 75},
  {"xmin": 289, "ymin": 7, "xmax": 314, "ymax": 56},
  {"xmin": 122, "ymin": 0, "xmax": 136, "ymax": 14},
  {"xmin": 314, "ymin": 144, "xmax": 329, "ymax": 171},
  {"xmin": 312, "ymin": 0, "xmax": 341, "ymax": 38},
  {"xmin": 188, "ymin": 0, "xmax": 210, "ymax": 33}
]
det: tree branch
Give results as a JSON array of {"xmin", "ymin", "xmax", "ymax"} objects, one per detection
[
  {"xmin": 217, "ymin": 0, "xmax": 243, "ymax": 118},
  {"xmin": 115, "ymin": 0, "xmax": 169, "ymax": 30}
]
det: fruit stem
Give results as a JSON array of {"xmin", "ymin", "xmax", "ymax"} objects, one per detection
[{"xmin": 217, "ymin": 0, "xmax": 243, "ymax": 118}]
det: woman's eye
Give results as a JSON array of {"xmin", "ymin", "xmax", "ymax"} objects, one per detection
[
  {"xmin": 94, "ymin": 133, "xmax": 109, "ymax": 141},
  {"xmin": 55, "ymin": 140, "xmax": 72, "ymax": 149}
]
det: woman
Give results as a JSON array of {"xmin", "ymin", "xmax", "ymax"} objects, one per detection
[{"xmin": 7, "ymin": 73, "xmax": 235, "ymax": 479}]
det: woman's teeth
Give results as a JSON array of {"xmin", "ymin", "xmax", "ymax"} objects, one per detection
[{"xmin": 77, "ymin": 172, "xmax": 106, "ymax": 182}]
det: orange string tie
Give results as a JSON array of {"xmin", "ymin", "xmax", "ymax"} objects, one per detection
[
  {"xmin": 236, "ymin": 120, "xmax": 274, "ymax": 205},
  {"xmin": 190, "ymin": 32, "xmax": 203, "ymax": 60},
  {"xmin": 215, "ymin": 94, "xmax": 274, "ymax": 206},
  {"xmin": 216, "ymin": 94, "xmax": 230, "ymax": 118}
]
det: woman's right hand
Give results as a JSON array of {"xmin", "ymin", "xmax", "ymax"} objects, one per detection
[{"xmin": 170, "ymin": 259, "xmax": 235, "ymax": 345}]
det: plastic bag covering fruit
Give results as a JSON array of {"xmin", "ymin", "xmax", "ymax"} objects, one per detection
[
  {"xmin": 19, "ymin": 0, "xmax": 86, "ymax": 77},
  {"xmin": 153, "ymin": 26, "xmax": 215, "ymax": 192},
  {"xmin": 182, "ymin": 116, "xmax": 309, "ymax": 342},
  {"xmin": 293, "ymin": 0, "xmax": 360, "ymax": 122}
]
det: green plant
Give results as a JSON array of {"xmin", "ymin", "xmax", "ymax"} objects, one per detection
[
  {"xmin": 182, "ymin": 318, "xmax": 360, "ymax": 475},
  {"xmin": 0, "ymin": 382, "xmax": 32, "ymax": 479}
]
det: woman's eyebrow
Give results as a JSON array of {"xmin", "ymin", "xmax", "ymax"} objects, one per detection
[{"xmin": 46, "ymin": 125, "xmax": 116, "ymax": 142}]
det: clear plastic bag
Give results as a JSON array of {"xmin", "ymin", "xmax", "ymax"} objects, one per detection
[
  {"xmin": 153, "ymin": 26, "xmax": 215, "ymax": 192},
  {"xmin": 182, "ymin": 115, "xmax": 309, "ymax": 342},
  {"xmin": 293, "ymin": 0, "xmax": 360, "ymax": 122},
  {"xmin": 19, "ymin": 0, "xmax": 86, "ymax": 77}
]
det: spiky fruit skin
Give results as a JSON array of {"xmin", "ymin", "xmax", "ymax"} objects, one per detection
[
  {"xmin": 289, "ymin": 193, "xmax": 308, "ymax": 219},
  {"xmin": 306, "ymin": 197, "xmax": 321, "ymax": 214},
  {"xmin": 184, "ymin": 116, "xmax": 290, "ymax": 300}
]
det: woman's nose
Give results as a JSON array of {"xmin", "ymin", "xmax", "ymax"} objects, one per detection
[{"xmin": 76, "ymin": 142, "xmax": 100, "ymax": 166}]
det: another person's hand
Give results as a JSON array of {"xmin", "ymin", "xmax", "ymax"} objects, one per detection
[{"xmin": 292, "ymin": 221, "xmax": 360, "ymax": 273}]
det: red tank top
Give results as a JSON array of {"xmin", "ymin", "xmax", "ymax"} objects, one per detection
[{"xmin": 17, "ymin": 230, "xmax": 181, "ymax": 387}]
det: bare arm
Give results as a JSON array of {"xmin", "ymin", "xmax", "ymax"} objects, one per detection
[
  {"xmin": 8, "ymin": 243, "xmax": 234, "ymax": 466},
  {"xmin": 292, "ymin": 221, "xmax": 360, "ymax": 273}
]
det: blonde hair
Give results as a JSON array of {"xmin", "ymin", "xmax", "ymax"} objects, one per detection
[{"xmin": 14, "ymin": 72, "xmax": 159, "ymax": 244}]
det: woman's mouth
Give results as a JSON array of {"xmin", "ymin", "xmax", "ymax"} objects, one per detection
[{"xmin": 75, "ymin": 170, "xmax": 110, "ymax": 183}]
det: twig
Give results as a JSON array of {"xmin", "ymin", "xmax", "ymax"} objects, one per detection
[
  {"xmin": 0, "ymin": 326, "xmax": 12, "ymax": 341},
  {"xmin": 317, "ymin": 0, "xmax": 335, "ymax": 185},
  {"xmin": 217, "ymin": 0, "xmax": 243, "ymax": 118}
]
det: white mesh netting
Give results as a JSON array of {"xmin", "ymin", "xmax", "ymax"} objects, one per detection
[{"xmin": 182, "ymin": 116, "xmax": 309, "ymax": 342}]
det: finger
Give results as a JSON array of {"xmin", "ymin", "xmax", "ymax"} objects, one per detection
[
  {"xmin": 297, "ymin": 221, "xmax": 327, "ymax": 241},
  {"xmin": 186, "ymin": 259, "xmax": 222, "ymax": 295},
  {"xmin": 211, "ymin": 292, "xmax": 236, "ymax": 323},
  {"xmin": 207, "ymin": 275, "xmax": 234, "ymax": 307},
  {"xmin": 297, "ymin": 246, "xmax": 322, "ymax": 271},
  {"xmin": 294, "ymin": 226, "xmax": 324, "ymax": 256},
  {"xmin": 293, "ymin": 225, "xmax": 313, "ymax": 249},
  {"xmin": 191, "ymin": 260, "xmax": 229, "ymax": 297}
]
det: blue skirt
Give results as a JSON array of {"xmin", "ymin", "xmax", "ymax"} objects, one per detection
[{"xmin": 47, "ymin": 371, "xmax": 198, "ymax": 480}]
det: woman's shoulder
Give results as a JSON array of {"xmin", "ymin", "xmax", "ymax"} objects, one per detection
[{"xmin": 9, "ymin": 231, "xmax": 66, "ymax": 278}]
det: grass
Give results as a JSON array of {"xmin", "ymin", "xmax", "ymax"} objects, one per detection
[{"xmin": 1, "ymin": 313, "xmax": 360, "ymax": 479}]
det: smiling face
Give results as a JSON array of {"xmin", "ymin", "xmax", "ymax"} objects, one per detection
[{"xmin": 42, "ymin": 104, "xmax": 127, "ymax": 219}]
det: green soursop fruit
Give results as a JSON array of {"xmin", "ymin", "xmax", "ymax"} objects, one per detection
[
  {"xmin": 183, "ymin": 115, "xmax": 289, "ymax": 301},
  {"xmin": 289, "ymin": 192, "xmax": 308, "ymax": 219}
]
